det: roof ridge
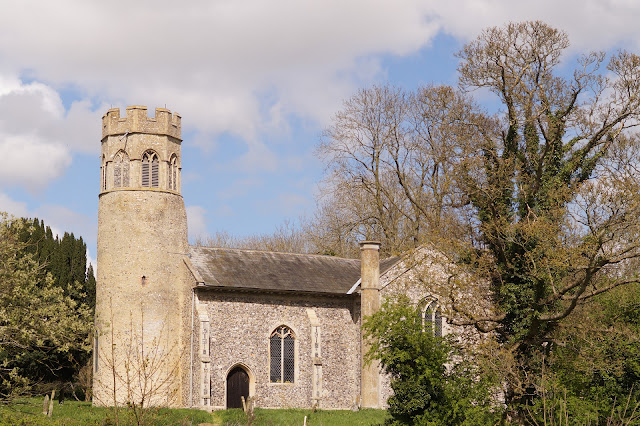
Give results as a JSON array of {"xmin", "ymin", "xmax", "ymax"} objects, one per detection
[{"xmin": 189, "ymin": 245, "xmax": 360, "ymax": 261}]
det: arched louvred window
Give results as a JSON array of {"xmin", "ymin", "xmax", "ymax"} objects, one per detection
[
  {"xmin": 270, "ymin": 326, "xmax": 295, "ymax": 383},
  {"xmin": 422, "ymin": 301, "xmax": 443, "ymax": 337},
  {"xmin": 113, "ymin": 151, "xmax": 129, "ymax": 188},
  {"xmin": 141, "ymin": 151, "xmax": 159, "ymax": 188},
  {"xmin": 168, "ymin": 154, "xmax": 178, "ymax": 191}
]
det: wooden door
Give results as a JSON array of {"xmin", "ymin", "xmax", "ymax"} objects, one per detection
[{"xmin": 226, "ymin": 366, "xmax": 249, "ymax": 409}]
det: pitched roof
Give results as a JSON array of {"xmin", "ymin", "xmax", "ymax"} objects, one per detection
[{"xmin": 188, "ymin": 246, "xmax": 400, "ymax": 295}]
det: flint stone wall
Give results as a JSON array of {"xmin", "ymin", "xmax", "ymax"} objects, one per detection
[{"xmin": 198, "ymin": 290, "xmax": 361, "ymax": 410}]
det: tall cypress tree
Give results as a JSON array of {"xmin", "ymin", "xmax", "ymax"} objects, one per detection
[{"xmin": 10, "ymin": 217, "xmax": 95, "ymax": 390}]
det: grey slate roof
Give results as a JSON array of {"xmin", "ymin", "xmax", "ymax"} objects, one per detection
[{"xmin": 188, "ymin": 246, "xmax": 400, "ymax": 295}]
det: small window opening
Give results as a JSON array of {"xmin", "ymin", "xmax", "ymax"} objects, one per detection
[
  {"xmin": 169, "ymin": 154, "xmax": 178, "ymax": 191},
  {"xmin": 101, "ymin": 156, "xmax": 106, "ymax": 191}
]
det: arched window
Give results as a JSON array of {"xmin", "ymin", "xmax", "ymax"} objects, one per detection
[
  {"xmin": 270, "ymin": 326, "xmax": 295, "ymax": 383},
  {"xmin": 141, "ymin": 151, "xmax": 159, "ymax": 188},
  {"xmin": 113, "ymin": 151, "xmax": 129, "ymax": 188},
  {"xmin": 168, "ymin": 154, "xmax": 178, "ymax": 191},
  {"xmin": 421, "ymin": 301, "xmax": 443, "ymax": 337}
]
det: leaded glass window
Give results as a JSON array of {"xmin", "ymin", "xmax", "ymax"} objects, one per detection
[
  {"xmin": 113, "ymin": 151, "xmax": 129, "ymax": 188},
  {"xmin": 422, "ymin": 301, "xmax": 443, "ymax": 337},
  {"xmin": 270, "ymin": 326, "xmax": 295, "ymax": 383}
]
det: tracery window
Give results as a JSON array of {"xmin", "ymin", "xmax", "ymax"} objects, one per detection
[
  {"xmin": 168, "ymin": 154, "xmax": 178, "ymax": 191},
  {"xmin": 141, "ymin": 151, "xmax": 159, "ymax": 188},
  {"xmin": 421, "ymin": 301, "xmax": 443, "ymax": 337},
  {"xmin": 113, "ymin": 151, "xmax": 129, "ymax": 188},
  {"xmin": 270, "ymin": 326, "xmax": 295, "ymax": 383}
]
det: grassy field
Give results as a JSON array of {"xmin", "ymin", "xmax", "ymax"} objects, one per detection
[
  {"xmin": 214, "ymin": 407, "xmax": 388, "ymax": 425},
  {"xmin": 0, "ymin": 399, "xmax": 388, "ymax": 425}
]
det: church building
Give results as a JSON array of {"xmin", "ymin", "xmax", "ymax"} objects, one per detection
[{"xmin": 93, "ymin": 106, "xmax": 445, "ymax": 410}]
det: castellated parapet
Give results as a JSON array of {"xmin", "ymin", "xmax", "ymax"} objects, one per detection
[
  {"xmin": 100, "ymin": 106, "xmax": 182, "ymax": 194},
  {"xmin": 102, "ymin": 106, "xmax": 181, "ymax": 139}
]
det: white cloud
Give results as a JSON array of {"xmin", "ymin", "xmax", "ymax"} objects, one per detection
[
  {"xmin": 0, "ymin": 0, "xmax": 639, "ymax": 200},
  {"xmin": 0, "ymin": 136, "xmax": 71, "ymax": 192},
  {"xmin": 0, "ymin": 192, "xmax": 30, "ymax": 217},
  {"xmin": 0, "ymin": 75, "xmax": 105, "ymax": 191},
  {"xmin": 0, "ymin": 0, "xmax": 440, "ymax": 162},
  {"xmin": 186, "ymin": 205, "xmax": 208, "ymax": 241},
  {"xmin": 430, "ymin": 0, "xmax": 640, "ymax": 52}
]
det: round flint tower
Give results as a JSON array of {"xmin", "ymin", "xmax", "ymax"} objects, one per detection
[{"xmin": 94, "ymin": 106, "xmax": 188, "ymax": 407}]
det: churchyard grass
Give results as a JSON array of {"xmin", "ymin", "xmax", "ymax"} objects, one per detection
[
  {"xmin": 215, "ymin": 407, "xmax": 388, "ymax": 425},
  {"xmin": 0, "ymin": 399, "xmax": 388, "ymax": 425},
  {"xmin": 0, "ymin": 398, "xmax": 213, "ymax": 425}
]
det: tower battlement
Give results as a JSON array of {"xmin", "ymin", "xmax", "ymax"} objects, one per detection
[{"xmin": 102, "ymin": 105, "xmax": 181, "ymax": 139}]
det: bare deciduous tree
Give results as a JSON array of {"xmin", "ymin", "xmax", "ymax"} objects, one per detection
[{"xmin": 317, "ymin": 84, "xmax": 478, "ymax": 257}]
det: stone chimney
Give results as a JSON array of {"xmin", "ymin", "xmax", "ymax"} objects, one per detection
[{"xmin": 360, "ymin": 241, "xmax": 381, "ymax": 408}]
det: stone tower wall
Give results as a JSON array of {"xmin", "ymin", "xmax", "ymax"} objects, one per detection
[{"xmin": 94, "ymin": 106, "xmax": 189, "ymax": 407}]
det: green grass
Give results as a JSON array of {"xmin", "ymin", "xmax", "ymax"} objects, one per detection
[
  {"xmin": 0, "ymin": 399, "xmax": 388, "ymax": 425},
  {"xmin": 215, "ymin": 407, "xmax": 388, "ymax": 426},
  {"xmin": 0, "ymin": 398, "xmax": 214, "ymax": 425}
]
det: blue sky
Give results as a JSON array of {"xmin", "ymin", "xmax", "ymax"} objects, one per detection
[{"xmin": 1, "ymin": 0, "xmax": 640, "ymax": 265}]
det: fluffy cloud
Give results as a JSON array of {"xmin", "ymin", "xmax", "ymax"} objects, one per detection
[
  {"xmin": 186, "ymin": 205, "xmax": 208, "ymax": 241},
  {"xmin": 0, "ymin": 1, "xmax": 439, "ymax": 147},
  {"xmin": 1, "ymin": 1, "xmax": 638, "ymax": 181},
  {"xmin": 0, "ymin": 76, "xmax": 104, "ymax": 191},
  {"xmin": 430, "ymin": 0, "xmax": 640, "ymax": 52},
  {"xmin": 0, "ymin": 136, "xmax": 70, "ymax": 191},
  {"xmin": 0, "ymin": 192, "xmax": 30, "ymax": 218}
]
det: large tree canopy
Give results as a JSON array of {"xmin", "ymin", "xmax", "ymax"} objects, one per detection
[
  {"xmin": 0, "ymin": 214, "xmax": 93, "ymax": 398},
  {"xmin": 320, "ymin": 21, "xmax": 640, "ymax": 418}
]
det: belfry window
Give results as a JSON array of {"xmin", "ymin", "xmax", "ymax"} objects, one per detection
[
  {"xmin": 421, "ymin": 301, "xmax": 443, "ymax": 337},
  {"xmin": 168, "ymin": 154, "xmax": 178, "ymax": 191},
  {"xmin": 141, "ymin": 151, "xmax": 159, "ymax": 188},
  {"xmin": 270, "ymin": 326, "xmax": 295, "ymax": 383},
  {"xmin": 113, "ymin": 151, "xmax": 129, "ymax": 188}
]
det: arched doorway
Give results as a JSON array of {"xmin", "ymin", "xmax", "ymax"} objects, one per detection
[{"xmin": 226, "ymin": 366, "xmax": 249, "ymax": 409}]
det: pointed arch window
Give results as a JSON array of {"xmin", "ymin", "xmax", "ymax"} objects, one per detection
[
  {"xmin": 142, "ymin": 151, "xmax": 159, "ymax": 188},
  {"xmin": 113, "ymin": 151, "xmax": 129, "ymax": 188},
  {"xmin": 270, "ymin": 326, "xmax": 295, "ymax": 383},
  {"xmin": 421, "ymin": 301, "xmax": 443, "ymax": 337},
  {"xmin": 168, "ymin": 154, "xmax": 178, "ymax": 191}
]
